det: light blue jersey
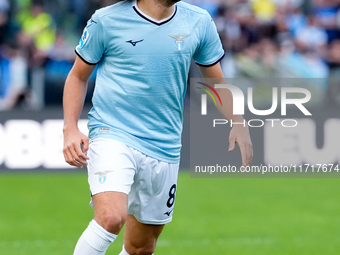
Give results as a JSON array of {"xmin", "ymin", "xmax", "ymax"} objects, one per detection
[{"xmin": 76, "ymin": 0, "xmax": 224, "ymax": 163}]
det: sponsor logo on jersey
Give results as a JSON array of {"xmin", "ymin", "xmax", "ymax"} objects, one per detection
[
  {"xmin": 79, "ymin": 28, "xmax": 89, "ymax": 48},
  {"xmin": 126, "ymin": 39, "xmax": 144, "ymax": 46},
  {"xmin": 169, "ymin": 34, "xmax": 190, "ymax": 51},
  {"xmin": 99, "ymin": 127, "xmax": 110, "ymax": 133},
  {"xmin": 95, "ymin": 171, "xmax": 114, "ymax": 184}
]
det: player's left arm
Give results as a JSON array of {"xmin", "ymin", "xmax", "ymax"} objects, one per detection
[{"xmin": 199, "ymin": 63, "xmax": 253, "ymax": 166}]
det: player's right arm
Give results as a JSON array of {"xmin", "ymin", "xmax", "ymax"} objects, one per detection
[{"xmin": 63, "ymin": 56, "xmax": 96, "ymax": 167}]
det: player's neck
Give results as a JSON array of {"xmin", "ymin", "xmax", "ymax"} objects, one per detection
[{"xmin": 136, "ymin": 0, "xmax": 176, "ymax": 21}]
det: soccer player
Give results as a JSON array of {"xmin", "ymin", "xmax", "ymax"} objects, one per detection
[{"xmin": 63, "ymin": 0, "xmax": 253, "ymax": 254}]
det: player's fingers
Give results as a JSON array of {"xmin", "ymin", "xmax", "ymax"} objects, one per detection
[
  {"xmin": 242, "ymin": 141, "xmax": 253, "ymax": 166},
  {"xmin": 228, "ymin": 135, "xmax": 236, "ymax": 152},
  {"xmin": 239, "ymin": 142, "xmax": 248, "ymax": 167},
  {"xmin": 68, "ymin": 145, "xmax": 85, "ymax": 167},
  {"xmin": 73, "ymin": 143, "xmax": 89, "ymax": 165},
  {"xmin": 63, "ymin": 149, "xmax": 72, "ymax": 164},
  {"xmin": 81, "ymin": 136, "xmax": 90, "ymax": 155},
  {"xmin": 246, "ymin": 143, "xmax": 253, "ymax": 166},
  {"xmin": 63, "ymin": 149, "xmax": 81, "ymax": 167},
  {"xmin": 69, "ymin": 149, "xmax": 83, "ymax": 167}
]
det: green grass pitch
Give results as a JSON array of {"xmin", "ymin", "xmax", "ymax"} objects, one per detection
[{"xmin": 0, "ymin": 171, "xmax": 340, "ymax": 254}]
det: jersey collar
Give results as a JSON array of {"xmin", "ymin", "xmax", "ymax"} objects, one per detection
[{"xmin": 133, "ymin": 0, "xmax": 177, "ymax": 26}]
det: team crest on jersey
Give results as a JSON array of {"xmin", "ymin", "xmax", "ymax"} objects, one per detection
[
  {"xmin": 79, "ymin": 28, "xmax": 89, "ymax": 48},
  {"xmin": 169, "ymin": 34, "xmax": 190, "ymax": 51},
  {"xmin": 95, "ymin": 171, "xmax": 113, "ymax": 184}
]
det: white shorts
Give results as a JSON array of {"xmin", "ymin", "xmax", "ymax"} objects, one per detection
[{"xmin": 87, "ymin": 138, "xmax": 179, "ymax": 225}]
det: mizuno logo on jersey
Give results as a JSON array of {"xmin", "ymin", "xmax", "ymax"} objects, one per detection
[
  {"xmin": 126, "ymin": 39, "xmax": 144, "ymax": 46},
  {"xmin": 169, "ymin": 34, "xmax": 190, "ymax": 51},
  {"xmin": 164, "ymin": 208, "xmax": 174, "ymax": 216},
  {"xmin": 86, "ymin": 18, "xmax": 97, "ymax": 28}
]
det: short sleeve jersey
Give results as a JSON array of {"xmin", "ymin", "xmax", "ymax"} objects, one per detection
[{"xmin": 76, "ymin": 0, "xmax": 224, "ymax": 163}]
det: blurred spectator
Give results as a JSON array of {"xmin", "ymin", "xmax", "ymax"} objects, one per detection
[
  {"xmin": 328, "ymin": 39, "xmax": 340, "ymax": 75},
  {"xmin": 282, "ymin": 49, "xmax": 329, "ymax": 78},
  {"xmin": 17, "ymin": 2, "xmax": 57, "ymax": 109},
  {"xmin": 326, "ymin": 39, "xmax": 340, "ymax": 105},
  {"xmin": 0, "ymin": 41, "xmax": 28, "ymax": 110},
  {"xmin": 0, "ymin": 0, "xmax": 9, "ymax": 43},
  {"xmin": 251, "ymin": 0, "xmax": 276, "ymax": 22},
  {"xmin": 48, "ymin": 32, "xmax": 75, "ymax": 62},
  {"xmin": 285, "ymin": 5, "xmax": 307, "ymax": 37},
  {"xmin": 295, "ymin": 15, "xmax": 328, "ymax": 54},
  {"xmin": 198, "ymin": 0, "xmax": 220, "ymax": 17},
  {"xmin": 18, "ymin": 2, "xmax": 56, "ymax": 51},
  {"xmin": 313, "ymin": 0, "xmax": 340, "ymax": 42},
  {"xmin": 234, "ymin": 38, "xmax": 298, "ymax": 78},
  {"xmin": 275, "ymin": 0, "xmax": 304, "ymax": 8}
]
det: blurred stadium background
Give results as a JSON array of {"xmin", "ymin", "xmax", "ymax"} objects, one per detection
[{"xmin": 1, "ymin": 0, "xmax": 340, "ymax": 254}]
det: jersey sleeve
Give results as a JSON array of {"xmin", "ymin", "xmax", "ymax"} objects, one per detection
[
  {"xmin": 194, "ymin": 12, "xmax": 225, "ymax": 67},
  {"xmin": 75, "ymin": 12, "xmax": 106, "ymax": 65}
]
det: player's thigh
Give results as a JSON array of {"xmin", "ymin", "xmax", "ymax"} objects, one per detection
[
  {"xmin": 87, "ymin": 138, "xmax": 136, "ymax": 233},
  {"xmin": 92, "ymin": 191, "xmax": 128, "ymax": 233},
  {"xmin": 124, "ymin": 214, "xmax": 164, "ymax": 255}
]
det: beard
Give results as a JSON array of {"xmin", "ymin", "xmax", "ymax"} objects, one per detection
[{"xmin": 156, "ymin": 0, "xmax": 181, "ymax": 7}]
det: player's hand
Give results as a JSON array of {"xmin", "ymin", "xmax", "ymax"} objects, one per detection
[
  {"xmin": 63, "ymin": 128, "xmax": 90, "ymax": 168},
  {"xmin": 228, "ymin": 125, "xmax": 253, "ymax": 167}
]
